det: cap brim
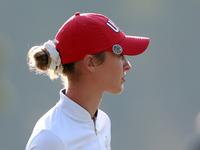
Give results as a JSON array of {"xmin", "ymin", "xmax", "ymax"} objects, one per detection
[{"xmin": 119, "ymin": 35, "xmax": 150, "ymax": 56}]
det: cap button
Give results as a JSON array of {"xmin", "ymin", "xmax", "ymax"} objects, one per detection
[{"xmin": 75, "ymin": 12, "xmax": 80, "ymax": 16}]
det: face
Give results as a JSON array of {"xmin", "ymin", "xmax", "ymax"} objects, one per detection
[{"xmin": 95, "ymin": 51, "xmax": 131, "ymax": 94}]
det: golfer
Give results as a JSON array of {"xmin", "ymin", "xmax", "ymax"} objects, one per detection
[{"xmin": 25, "ymin": 12, "xmax": 149, "ymax": 150}]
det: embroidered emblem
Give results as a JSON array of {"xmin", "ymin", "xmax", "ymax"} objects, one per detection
[
  {"xmin": 112, "ymin": 44, "xmax": 123, "ymax": 55},
  {"xmin": 105, "ymin": 136, "xmax": 111, "ymax": 150},
  {"xmin": 106, "ymin": 20, "xmax": 119, "ymax": 33}
]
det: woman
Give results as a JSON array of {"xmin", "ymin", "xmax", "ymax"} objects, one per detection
[{"xmin": 25, "ymin": 12, "xmax": 149, "ymax": 150}]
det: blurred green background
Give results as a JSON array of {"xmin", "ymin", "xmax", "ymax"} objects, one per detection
[{"xmin": 1, "ymin": 0, "xmax": 200, "ymax": 150}]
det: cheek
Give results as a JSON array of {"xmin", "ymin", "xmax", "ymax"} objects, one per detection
[
  {"xmin": 113, "ymin": 62, "xmax": 124, "ymax": 76},
  {"xmin": 98, "ymin": 56, "xmax": 124, "ymax": 84},
  {"xmin": 99, "ymin": 67, "xmax": 120, "ymax": 87},
  {"xmin": 107, "ymin": 64, "xmax": 123, "ymax": 83}
]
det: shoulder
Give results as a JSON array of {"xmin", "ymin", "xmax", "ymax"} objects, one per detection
[
  {"xmin": 34, "ymin": 105, "xmax": 64, "ymax": 130},
  {"xmin": 26, "ymin": 130, "xmax": 64, "ymax": 150}
]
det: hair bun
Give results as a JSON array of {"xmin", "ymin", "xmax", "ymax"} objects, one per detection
[{"xmin": 27, "ymin": 43, "xmax": 63, "ymax": 80}]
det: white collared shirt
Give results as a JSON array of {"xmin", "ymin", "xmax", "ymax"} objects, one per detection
[{"xmin": 26, "ymin": 89, "xmax": 111, "ymax": 150}]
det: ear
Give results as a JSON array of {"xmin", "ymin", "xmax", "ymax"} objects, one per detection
[{"xmin": 83, "ymin": 55, "xmax": 96, "ymax": 73}]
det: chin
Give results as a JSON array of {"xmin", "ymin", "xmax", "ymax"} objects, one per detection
[{"xmin": 106, "ymin": 86, "xmax": 124, "ymax": 95}]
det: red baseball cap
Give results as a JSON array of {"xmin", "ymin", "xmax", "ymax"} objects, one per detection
[{"xmin": 55, "ymin": 12, "xmax": 149, "ymax": 64}]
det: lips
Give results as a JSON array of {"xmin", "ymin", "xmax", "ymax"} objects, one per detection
[{"xmin": 122, "ymin": 74, "xmax": 126, "ymax": 82}]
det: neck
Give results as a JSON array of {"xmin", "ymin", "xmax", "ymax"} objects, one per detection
[{"xmin": 65, "ymin": 79, "xmax": 103, "ymax": 118}]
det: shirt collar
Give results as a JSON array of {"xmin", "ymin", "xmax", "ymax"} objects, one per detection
[{"xmin": 57, "ymin": 89, "xmax": 97, "ymax": 121}]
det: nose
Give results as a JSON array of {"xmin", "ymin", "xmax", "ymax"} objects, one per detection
[{"xmin": 123, "ymin": 56, "xmax": 131, "ymax": 71}]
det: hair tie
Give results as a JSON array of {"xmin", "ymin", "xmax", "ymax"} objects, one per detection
[{"xmin": 44, "ymin": 40, "xmax": 62, "ymax": 72}]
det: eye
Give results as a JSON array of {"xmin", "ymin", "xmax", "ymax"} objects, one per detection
[{"xmin": 120, "ymin": 54, "xmax": 125, "ymax": 60}]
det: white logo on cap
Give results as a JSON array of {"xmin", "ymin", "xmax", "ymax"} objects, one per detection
[
  {"xmin": 112, "ymin": 44, "xmax": 123, "ymax": 54},
  {"xmin": 106, "ymin": 20, "xmax": 119, "ymax": 33}
]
